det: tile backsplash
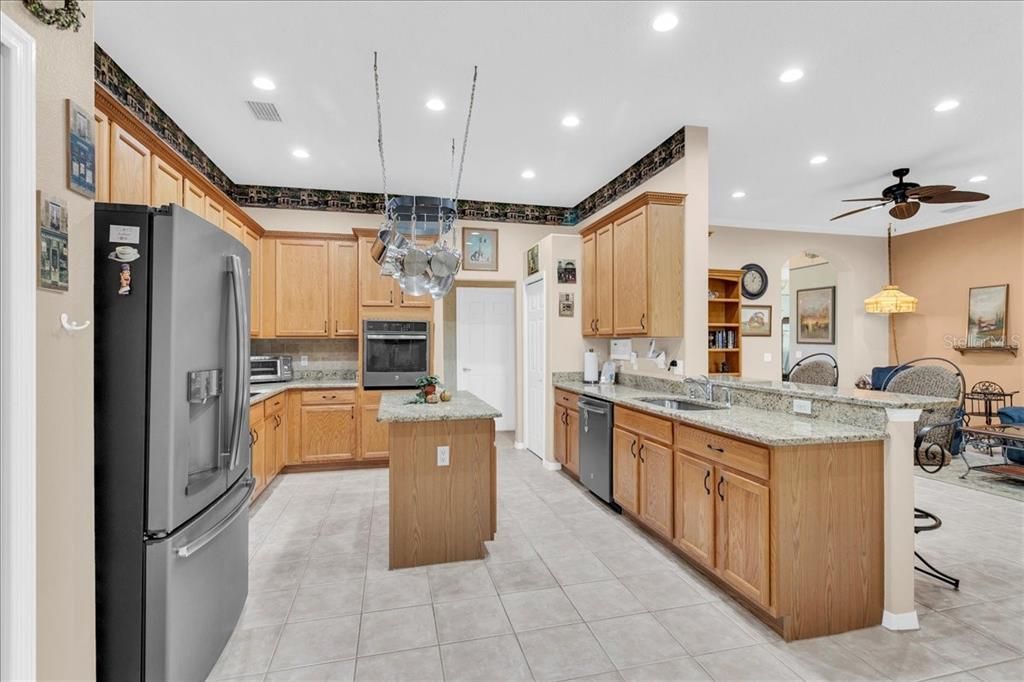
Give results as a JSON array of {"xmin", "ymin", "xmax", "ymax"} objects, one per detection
[{"xmin": 251, "ymin": 338, "xmax": 358, "ymax": 379}]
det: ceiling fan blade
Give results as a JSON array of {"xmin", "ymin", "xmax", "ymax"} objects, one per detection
[
  {"xmin": 830, "ymin": 202, "xmax": 889, "ymax": 221},
  {"xmin": 889, "ymin": 201, "xmax": 920, "ymax": 220},
  {"xmin": 918, "ymin": 190, "xmax": 990, "ymax": 204},
  {"xmin": 841, "ymin": 197, "xmax": 886, "ymax": 202},
  {"xmin": 905, "ymin": 185, "xmax": 956, "ymax": 198}
]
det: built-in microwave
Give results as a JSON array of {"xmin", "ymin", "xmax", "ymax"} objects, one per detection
[
  {"xmin": 362, "ymin": 320, "xmax": 430, "ymax": 388},
  {"xmin": 250, "ymin": 355, "xmax": 294, "ymax": 383}
]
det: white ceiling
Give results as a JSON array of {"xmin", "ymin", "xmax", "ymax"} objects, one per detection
[{"xmin": 95, "ymin": 1, "xmax": 1023, "ymax": 235}]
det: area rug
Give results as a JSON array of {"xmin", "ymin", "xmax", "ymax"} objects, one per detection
[{"xmin": 914, "ymin": 448, "xmax": 1024, "ymax": 501}]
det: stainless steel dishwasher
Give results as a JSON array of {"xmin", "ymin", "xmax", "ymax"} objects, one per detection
[{"xmin": 577, "ymin": 395, "xmax": 614, "ymax": 504}]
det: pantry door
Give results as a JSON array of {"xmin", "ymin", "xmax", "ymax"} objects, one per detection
[{"xmin": 457, "ymin": 287, "xmax": 516, "ymax": 432}]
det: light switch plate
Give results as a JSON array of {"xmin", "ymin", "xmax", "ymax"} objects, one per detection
[
  {"xmin": 437, "ymin": 446, "xmax": 450, "ymax": 466},
  {"xmin": 793, "ymin": 399, "xmax": 812, "ymax": 415},
  {"xmin": 300, "ymin": 355, "xmax": 309, "ymax": 367},
  {"xmin": 763, "ymin": 352, "xmax": 772, "ymax": 363}
]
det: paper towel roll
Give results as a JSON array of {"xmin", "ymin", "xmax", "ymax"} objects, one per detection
[{"xmin": 583, "ymin": 349, "xmax": 599, "ymax": 383}]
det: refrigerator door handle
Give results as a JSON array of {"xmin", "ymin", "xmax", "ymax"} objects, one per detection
[
  {"xmin": 226, "ymin": 254, "xmax": 248, "ymax": 470},
  {"xmin": 175, "ymin": 478, "xmax": 253, "ymax": 559}
]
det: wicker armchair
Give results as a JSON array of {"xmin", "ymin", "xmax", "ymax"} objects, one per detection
[{"xmin": 788, "ymin": 353, "xmax": 839, "ymax": 386}]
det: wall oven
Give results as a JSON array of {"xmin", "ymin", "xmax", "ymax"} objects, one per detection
[{"xmin": 362, "ymin": 320, "xmax": 430, "ymax": 388}]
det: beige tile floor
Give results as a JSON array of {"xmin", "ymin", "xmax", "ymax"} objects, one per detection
[{"xmin": 211, "ymin": 433, "xmax": 1024, "ymax": 681}]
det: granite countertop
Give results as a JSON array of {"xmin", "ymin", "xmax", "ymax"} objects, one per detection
[
  {"xmin": 249, "ymin": 379, "xmax": 359, "ymax": 405},
  {"xmin": 377, "ymin": 390, "xmax": 502, "ymax": 423},
  {"xmin": 706, "ymin": 375, "xmax": 957, "ymax": 410},
  {"xmin": 554, "ymin": 380, "xmax": 887, "ymax": 446}
]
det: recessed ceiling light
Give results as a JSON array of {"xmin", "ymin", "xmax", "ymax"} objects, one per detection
[
  {"xmin": 425, "ymin": 98, "xmax": 446, "ymax": 111},
  {"xmin": 731, "ymin": 190, "xmax": 746, "ymax": 199},
  {"xmin": 968, "ymin": 175, "xmax": 988, "ymax": 183},
  {"xmin": 934, "ymin": 99, "xmax": 959, "ymax": 112},
  {"xmin": 521, "ymin": 169, "xmax": 536, "ymax": 180},
  {"xmin": 292, "ymin": 148, "xmax": 310, "ymax": 159},
  {"xmin": 809, "ymin": 154, "xmax": 828, "ymax": 165},
  {"xmin": 561, "ymin": 114, "xmax": 580, "ymax": 128},
  {"xmin": 778, "ymin": 68, "xmax": 804, "ymax": 83},
  {"xmin": 652, "ymin": 12, "xmax": 679, "ymax": 32},
  {"xmin": 252, "ymin": 76, "xmax": 276, "ymax": 91}
]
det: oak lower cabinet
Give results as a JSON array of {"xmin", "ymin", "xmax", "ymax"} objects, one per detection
[
  {"xmin": 249, "ymin": 404, "xmax": 267, "ymax": 499},
  {"xmin": 299, "ymin": 390, "xmax": 356, "ymax": 463},
  {"xmin": 612, "ymin": 427, "xmax": 639, "ymax": 514},
  {"xmin": 613, "ymin": 408, "xmax": 673, "ymax": 538},
  {"xmin": 638, "ymin": 438, "xmax": 673, "ymax": 538},
  {"xmin": 359, "ymin": 391, "xmax": 389, "ymax": 461},
  {"xmin": 714, "ymin": 467, "xmax": 770, "ymax": 607},
  {"xmin": 552, "ymin": 404, "xmax": 580, "ymax": 475},
  {"xmin": 673, "ymin": 452, "xmax": 715, "ymax": 568}
]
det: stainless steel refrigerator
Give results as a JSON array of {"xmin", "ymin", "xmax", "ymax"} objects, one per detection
[{"xmin": 94, "ymin": 203, "xmax": 252, "ymax": 681}]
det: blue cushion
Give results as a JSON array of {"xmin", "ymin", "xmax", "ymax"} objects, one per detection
[
  {"xmin": 873, "ymin": 365, "xmax": 905, "ymax": 390},
  {"xmin": 998, "ymin": 407, "xmax": 1024, "ymax": 464}
]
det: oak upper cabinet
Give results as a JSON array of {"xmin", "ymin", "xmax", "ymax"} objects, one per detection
[
  {"xmin": 565, "ymin": 408, "xmax": 580, "ymax": 476},
  {"xmin": 581, "ymin": 234, "xmax": 597, "ymax": 336},
  {"xmin": 612, "ymin": 208, "xmax": 648, "ymax": 335},
  {"xmin": 183, "ymin": 178, "xmax": 205, "ymax": 217},
  {"xmin": 639, "ymin": 438, "xmax": 673, "ymax": 538},
  {"xmin": 595, "ymin": 224, "xmax": 614, "ymax": 336},
  {"xmin": 242, "ymin": 226, "xmax": 262, "ymax": 337},
  {"xmin": 275, "ymin": 239, "xmax": 331, "ymax": 337},
  {"xmin": 224, "ymin": 211, "xmax": 246, "ymax": 242},
  {"xmin": 612, "ymin": 427, "xmax": 639, "ymax": 515},
  {"xmin": 359, "ymin": 391, "xmax": 389, "ymax": 461},
  {"xmin": 330, "ymin": 240, "xmax": 359, "ymax": 337},
  {"xmin": 204, "ymin": 196, "xmax": 225, "ymax": 230},
  {"xmin": 715, "ymin": 468, "xmax": 771, "ymax": 607},
  {"xmin": 673, "ymin": 452, "xmax": 715, "ymax": 568},
  {"xmin": 94, "ymin": 111, "xmax": 110, "ymax": 202},
  {"xmin": 578, "ymin": 193, "xmax": 684, "ymax": 339},
  {"xmin": 151, "ymin": 153, "xmax": 183, "ymax": 207},
  {"xmin": 110, "ymin": 122, "xmax": 151, "ymax": 205},
  {"xmin": 358, "ymin": 237, "xmax": 396, "ymax": 307}
]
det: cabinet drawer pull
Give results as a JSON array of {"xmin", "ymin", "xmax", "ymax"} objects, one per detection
[
  {"xmin": 703, "ymin": 470, "xmax": 711, "ymax": 495},
  {"xmin": 717, "ymin": 475, "xmax": 725, "ymax": 501},
  {"xmin": 706, "ymin": 443, "xmax": 725, "ymax": 454},
  {"xmin": 640, "ymin": 313, "xmax": 646, "ymax": 331},
  {"xmin": 323, "ymin": 394, "xmax": 335, "ymax": 400},
  {"xmin": 323, "ymin": 320, "xmax": 328, "ymax": 333}
]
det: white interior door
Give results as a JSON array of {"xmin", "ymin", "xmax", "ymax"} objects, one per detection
[
  {"xmin": 525, "ymin": 278, "xmax": 545, "ymax": 458},
  {"xmin": 457, "ymin": 287, "xmax": 516, "ymax": 431}
]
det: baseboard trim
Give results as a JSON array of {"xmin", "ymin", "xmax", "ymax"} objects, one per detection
[
  {"xmin": 542, "ymin": 460, "xmax": 562, "ymax": 471},
  {"xmin": 882, "ymin": 609, "xmax": 920, "ymax": 631},
  {"xmin": 514, "ymin": 441, "xmax": 526, "ymax": 450}
]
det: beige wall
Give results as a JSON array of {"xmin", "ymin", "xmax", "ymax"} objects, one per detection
[
  {"xmin": 891, "ymin": 209, "xmax": 1023, "ymax": 391},
  {"xmin": 3, "ymin": 1, "xmax": 97, "ymax": 678},
  {"xmin": 577, "ymin": 126, "xmax": 711, "ymax": 377},
  {"xmin": 709, "ymin": 225, "xmax": 889, "ymax": 383},
  {"xmin": 787, "ymin": 261, "xmax": 838, "ymax": 370}
]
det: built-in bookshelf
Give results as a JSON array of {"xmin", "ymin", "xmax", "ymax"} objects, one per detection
[{"xmin": 708, "ymin": 269, "xmax": 744, "ymax": 376}]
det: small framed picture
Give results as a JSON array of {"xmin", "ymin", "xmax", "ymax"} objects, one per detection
[
  {"xmin": 559, "ymin": 292, "xmax": 575, "ymax": 317},
  {"xmin": 967, "ymin": 284, "xmax": 1009, "ymax": 347},
  {"xmin": 37, "ymin": 191, "xmax": 69, "ymax": 292},
  {"xmin": 67, "ymin": 99, "xmax": 96, "ymax": 198},
  {"xmin": 557, "ymin": 259, "xmax": 577, "ymax": 284},
  {"xmin": 526, "ymin": 244, "xmax": 539, "ymax": 277},
  {"xmin": 796, "ymin": 286, "xmax": 836, "ymax": 344},
  {"xmin": 462, "ymin": 227, "xmax": 498, "ymax": 271},
  {"xmin": 740, "ymin": 305, "xmax": 772, "ymax": 337}
]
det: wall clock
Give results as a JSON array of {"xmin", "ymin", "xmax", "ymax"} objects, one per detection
[{"xmin": 741, "ymin": 263, "xmax": 768, "ymax": 300}]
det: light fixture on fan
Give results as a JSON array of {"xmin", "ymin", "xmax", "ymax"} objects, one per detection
[{"xmin": 369, "ymin": 52, "xmax": 478, "ymax": 300}]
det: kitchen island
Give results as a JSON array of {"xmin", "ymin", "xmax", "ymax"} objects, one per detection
[{"xmin": 378, "ymin": 391, "xmax": 501, "ymax": 569}]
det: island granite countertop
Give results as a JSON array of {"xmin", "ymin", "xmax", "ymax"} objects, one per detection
[
  {"xmin": 377, "ymin": 390, "xmax": 502, "ymax": 423},
  {"xmin": 707, "ymin": 375, "xmax": 956, "ymax": 410},
  {"xmin": 249, "ymin": 379, "xmax": 359, "ymax": 406},
  {"xmin": 554, "ymin": 380, "xmax": 887, "ymax": 446}
]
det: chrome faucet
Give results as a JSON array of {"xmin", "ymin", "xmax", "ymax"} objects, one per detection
[
  {"xmin": 683, "ymin": 375, "xmax": 711, "ymax": 401},
  {"xmin": 711, "ymin": 384, "xmax": 732, "ymax": 408}
]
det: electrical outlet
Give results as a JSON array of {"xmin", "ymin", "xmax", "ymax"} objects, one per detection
[
  {"xmin": 793, "ymin": 399, "xmax": 812, "ymax": 415},
  {"xmin": 763, "ymin": 352, "xmax": 772, "ymax": 363},
  {"xmin": 300, "ymin": 355, "xmax": 309, "ymax": 367},
  {"xmin": 437, "ymin": 446, "xmax": 450, "ymax": 467}
]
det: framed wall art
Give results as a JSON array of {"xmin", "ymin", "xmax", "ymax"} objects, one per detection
[
  {"xmin": 557, "ymin": 259, "xmax": 576, "ymax": 284},
  {"xmin": 526, "ymin": 244, "xmax": 539, "ymax": 277},
  {"xmin": 559, "ymin": 292, "xmax": 575, "ymax": 317},
  {"xmin": 37, "ymin": 191, "xmax": 69, "ymax": 292},
  {"xmin": 740, "ymin": 305, "xmax": 772, "ymax": 337},
  {"xmin": 67, "ymin": 99, "xmax": 96, "ymax": 198},
  {"xmin": 796, "ymin": 286, "xmax": 835, "ymax": 344},
  {"xmin": 462, "ymin": 227, "xmax": 498, "ymax": 271},
  {"xmin": 967, "ymin": 284, "xmax": 1009, "ymax": 347}
]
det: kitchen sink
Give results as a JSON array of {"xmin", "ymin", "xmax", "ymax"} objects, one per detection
[{"xmin": 636, "ymin": 397, "xmax": 718, "ymax": 411}]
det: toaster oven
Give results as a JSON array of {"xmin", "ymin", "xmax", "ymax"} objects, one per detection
[{"xmin": 250, "ymin": 355, "xmax": 294, "ymax": 383}]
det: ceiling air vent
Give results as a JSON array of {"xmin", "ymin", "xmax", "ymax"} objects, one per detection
[
  {"xmin": 246, "ymin": 100, "xmax": 281, "ymax": 122},
  {"xmin": 940, "ymin": 205, "xmax": 975, "ymax": 214}
]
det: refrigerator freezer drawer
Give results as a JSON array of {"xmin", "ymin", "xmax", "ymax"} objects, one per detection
[{"xmin": 145, "ymin": 476, "xmax": 252, "ymax": 681}]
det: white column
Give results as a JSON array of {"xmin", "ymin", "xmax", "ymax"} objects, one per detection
[{"xmin": 882, "ymin": 408, "xmax": 922, "ymax": 631}]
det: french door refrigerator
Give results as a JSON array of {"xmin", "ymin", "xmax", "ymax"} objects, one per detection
[{"xmin": 94, "ymin": 203, "xmax": 252, "ymax": 681}]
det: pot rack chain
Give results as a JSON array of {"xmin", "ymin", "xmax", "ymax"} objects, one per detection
[
  {"xmin": 372, "ymin": 52, "xmax": 389, "ymax": 210},
  {"xmin": 453, "ymin": 66, "xmax": 478, "ymax": 205}
]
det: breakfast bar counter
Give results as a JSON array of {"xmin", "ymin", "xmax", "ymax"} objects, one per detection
[{"xmin": 378, "ymin": 391, "xmax": 501, "ymax": 569}]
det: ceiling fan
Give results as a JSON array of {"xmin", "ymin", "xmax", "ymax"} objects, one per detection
[{"xmin": 830, "ymin": 168, "xmax": 989, "ymax": 221}]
